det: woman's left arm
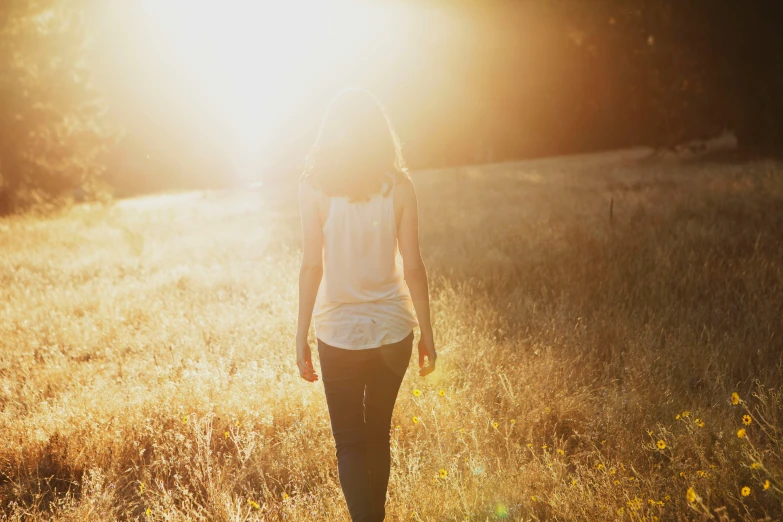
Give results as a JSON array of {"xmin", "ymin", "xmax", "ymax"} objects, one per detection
[{"xmin": 296, "ymin": 181, "xmax": 323, "ymax": 382}]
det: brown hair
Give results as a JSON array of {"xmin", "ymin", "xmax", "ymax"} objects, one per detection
[{"xmin": 301, "ymin": 89, "xmax": 409, "ymax": 202}]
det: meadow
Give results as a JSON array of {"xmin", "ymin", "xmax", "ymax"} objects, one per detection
[{"xmin": 1, "ymin": 154, "xmax": 782, "ymax": 521}]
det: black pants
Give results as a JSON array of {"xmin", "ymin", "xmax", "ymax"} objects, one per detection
[{"xmin": 317, "ymin": 331, "xmax": 414, "ymax": 522}]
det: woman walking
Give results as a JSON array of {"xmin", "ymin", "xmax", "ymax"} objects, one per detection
[{"xmin": 295, "ymin": 89, "xmax": 437, "ymax": 522}]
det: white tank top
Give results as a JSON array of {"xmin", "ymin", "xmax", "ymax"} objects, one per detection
[{"xmin": 313, "ymin": 183, "xmax": 418, "ymax": 349}]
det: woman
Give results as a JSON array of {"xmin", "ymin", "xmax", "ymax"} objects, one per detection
[{"xmin": 295, "ymin": 89, "xmax": 437, "ymax": 522}]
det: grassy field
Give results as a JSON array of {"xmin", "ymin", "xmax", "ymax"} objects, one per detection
[{"xmin": 1, "ymin": 155, "xmax": 782, "ymax": 521}]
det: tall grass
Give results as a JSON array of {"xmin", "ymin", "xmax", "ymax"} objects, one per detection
[{"xmin": 1, "ymin": 157, "xmax": 781, "ymax": 520}]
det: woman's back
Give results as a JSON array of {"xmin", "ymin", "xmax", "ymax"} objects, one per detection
[
  {"xmin": 313, "ymin": 182, "xmax": 417, "ymax": 349},
  {"xmin": 319, "ymin": 184, "xmax": 404, "ymax": 303}
]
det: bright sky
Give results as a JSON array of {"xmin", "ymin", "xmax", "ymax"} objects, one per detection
[{"xmin": 140, "ymin": 0, "xmax": 416, "ymax": 178}]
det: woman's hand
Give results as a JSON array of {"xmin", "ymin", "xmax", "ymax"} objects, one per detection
[
  {"xmin": 296, "ymin": 339, "xmax": 319, "ymax": 382},
  {"xmin": 417, "ymin": 332, "xmax": 436, "ymax": 377}
]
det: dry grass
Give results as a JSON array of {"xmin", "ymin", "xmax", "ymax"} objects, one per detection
[{"xmin": 1, "ymin": 156, "xmax": 782, "ymax": 521}]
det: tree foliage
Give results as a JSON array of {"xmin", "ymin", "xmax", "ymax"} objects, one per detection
[{"xmin": 0, "ymin": 0, "xmax": 110, "ymax": 214}]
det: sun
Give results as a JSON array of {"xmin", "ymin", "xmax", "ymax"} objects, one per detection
[{"xmin": 140, "ymin": 0, "xmax": 405, "ymax": 178}]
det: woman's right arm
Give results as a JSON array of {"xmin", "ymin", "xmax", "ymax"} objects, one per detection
[{"xmin": 396, "ymin": 180, "xmax": 436, "ymax": 377}]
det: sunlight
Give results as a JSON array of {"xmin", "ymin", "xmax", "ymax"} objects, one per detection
[{"xmin": 141, "ymin": 0, "xmax": 406, "ymax": 178}]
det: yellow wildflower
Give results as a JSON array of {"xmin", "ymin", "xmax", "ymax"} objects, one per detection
[
  {"xmin": 557, "ymin": 449, "xmax": 565, "ymax": 455},
  {"xmin": 145, "ymin": 508, "xmax": 151, "ymax": 517},
  {"xmin": 695, "ymin": 418, "xmax": 704, "ymax": 427},
  {"xmin": 139, "ymin": 482, "xmax": 145, "ymax": 494},
  {"xmin": 492, "ymin": 421, "xmax": 499, "ymax": 429},
  {"xmin": 681, "ymin": 411, "xmax": 690, "ymax": 417},
  {"xmin": 614, "ymin": 480, "xmax": 620, "ymax": 485},
  {"xmin": 224, "ymin": 431, "xmax": 229, "ymax": 439},
  {"xmin": 743, "ymin": 414, "xmax": 752, "ymax": 426},
  {"xmin": 413, "ymin": 389, "xmax": 421, "ymax": 397},
  {"xmin": 741, "ymin": 486, "xmax": 751, "ymax": 497},
  {"xmin": 737, "ymin": 428, "xmax": 746, "ymax": 438},
  {"xmin": 675, "ymin": 414, "xmax": 681, "ymax": 420},
  {"xmin": 439, "ymin": 468, "xmax": 448, "ymax": 479},
  {"xmin": 510, "ymin": 419, "xmax": 516, "ymax": 425},
  {"xmin": 182, "ymin": 415, "xmax": 189, "ymax": 424},
  {"xmin": 438, "ymin": 390, "xmax": 445, "ymax": 397},
  {"xmin": 571, "ymin": 478, "xmax": 577, "ymax": 486},
  {"xmin": 531, "ymin": 495, "xmax": 537, "ymax": 502},
  {"xmin": 596, "ymin": 463, "xmax": 605, "ymax": 470},
  {"xmin": 764, "ymin": 480, "xmax": 771, "ymax": 491},
  {"xmin": 686, "ymin": 487, "xmax": 696, "ymax": 503},
  {"xmin": 680, "ymin": 471, "xmax": 687, "ymax": 478},
  {"xmin": 248, "ymin": 499, "xmax": 260, "ymax": 509},
  {"xmin": 750, "ymin": 462, "xmax": 761, "ymax": 469},
  {"xmin": 282, "ymin": 492, "xmax": 289, "ymax": 501},
  {"xmin": 617, "ymin": 507, "xmax": 624, "ymax": 516},
  {"xmin": 656, "ymin": 440, "xmax": 666, "ymax": 450},
  {"xmin": 697, "ymin": 470, "xmax": 706, "ymax": 478},
  {"xmin": 609, "ymin": 467, "xmax": 616, "ymax": 475},
  {"xmin": 731, "ymin": 392, "xmax": 740, "ymax": 405},
  {"xmin": 412, "ymin": 416, "xmax": 419, "ymax": 424}
]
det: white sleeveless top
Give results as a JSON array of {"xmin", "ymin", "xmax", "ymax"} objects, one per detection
[{"xmin": 313, "ymin": 183, "xmax": 418, "ymax": 349}]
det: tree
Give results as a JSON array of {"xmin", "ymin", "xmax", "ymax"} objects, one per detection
[{"xmin": 0, "ymin": 0, "xmax": 110, "ymax": 215}]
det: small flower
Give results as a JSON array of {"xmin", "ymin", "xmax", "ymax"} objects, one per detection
[
  {"xmin": 224, "ymin": 431, "xmax": 229, "ymax": 439},
  {"xmin": 571, "ymin": 478, "xmax": 578, "ymax": 486},
  {"xmin": 182, "ymin": 415, "xmax": 189, "ymax": 424},
  {"xmin": 235, "ymin": 420, "xmax": 240, "ymax": 427},
  {"xmin": 596, "ymin": 463, "xmax": 604, "ymax": 470},
  {"xmin": 617, "ymin": 507, "xmax": 624, "ymax": 516},
  {"xmin": 614, "ymin": 480, "xmax": 621, "ymax": 485},
  {"xmin": 686, "ymin": 487, "xmax": 697, "ymax": 503},
  {"xmin": 510, "ymin": 419, "xmax": 516, "ymax": 425},
  {"xmin": 541, "ymin": 445, "xmax": 548, "ymax": 450},
  {"xmin": 248, "ymin": 499, "xmax": 260, "ymax": 509},
  {"xmin": 439, "ymin": 468, "xmax": 448, "ymax": 479},
  {"xmin": 438, "ymin": 390, "xmax": 445, "ymax": 397},
  {"xmin": 750, "ymin": 462, "xmax": 761, "ymax": 469},
  {"xmin": 763, "ymin": 480, "xmax": 771, "ymax": 490},
  {"xmin": 412, "ymin": 389, "xmax": 421, "ymax": 397},
  {"xmin": 282, "ymin": 492, "xmax": 290, "ymax": 501},
  {"xmin": 145, "ymin": 507, "xmax": 151, "ymax": 517},
  {"xmin": 679, "ymin": 471, "xmax": 687, "ymax": 478},
  {"xmin": 731, "ymin": 392, "xmax": 740, "ymax": 405},
  {"xmin": 557, "ymin": 448, "xmax": 565, "ymax": 455},
  {"xmin": 737, "ymin": 428, "xmax": 746, "ymax": 438},
  {"xmin": 139, "ymin": 482, "xmax": 145, "ymax": 494},
  {"xmin": 412, "ymin": 416, "xmax": 419, "ymax": 424},
  {"xmin": 492, "ymin": 421, "xmax": 499, "ymax": 429},
  {"xmin": 531, "ymin": 495, "xmax": 537, "ymax": 502},
  {"xmin": 743, "ymin": 414, "xmax": 752, "ymax": 426},
  {"xmin": 697, "ymin": 470, "xmax": 706, "ymax": 478},
  {"xmin": 681, "ymin": 411, "xmax": 690, "ymax": 417},
  {"xmin": 656, "ymin": 440, "xmax": 666, "ymax": 450},
  {"xmin": 741, "ymin": 486, "xmax": 751, "ymax": 497},
  {"xmin": 609, "ymin": 467, "xmax": 616, "ymax": 475},
  {"xmin": 695, "ymin": 418, "xmax": 705, "ymax": 427},
  {"xmin": 545, "ymin": 407, "xmax": 551, "ymax": 414},
  {"xmin": 675, "ymin": 414, "xmax": 681, "ymax": 420}
]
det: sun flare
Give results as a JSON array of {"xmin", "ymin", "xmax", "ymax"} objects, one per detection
[{"xmin": 141, "ymin": 0, "xmax": 409, "ymax": 176}]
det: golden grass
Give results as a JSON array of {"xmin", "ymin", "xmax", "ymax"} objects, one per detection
[{"xmin": 1, "ymin": 157, "xmax": 782, "ymax": 520}]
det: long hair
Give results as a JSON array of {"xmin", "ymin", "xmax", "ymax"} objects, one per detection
[{"xmin": 301, "ymin": 89, "xmax": 409, "ymax": 202}]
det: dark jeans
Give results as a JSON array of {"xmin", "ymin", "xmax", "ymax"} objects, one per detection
[{"xmin": 317, "ymin": 331, "xmax": 414, "ymax": 522}]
